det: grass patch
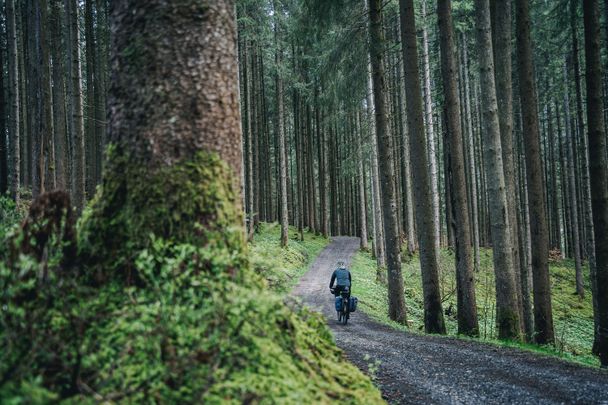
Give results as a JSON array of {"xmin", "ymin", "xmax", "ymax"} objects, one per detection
[
  {"xmin": 351, "ymin": 247, "xmax": 599, "ymax": 367},
  {"xmin": 250, "ymin": 222, "xmax": 329, "ymax": 293}
]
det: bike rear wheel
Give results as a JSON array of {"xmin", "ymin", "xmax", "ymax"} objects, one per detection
[{"xmin": 341, "ymin": 304, "xmax": 349, "ymax": 325}]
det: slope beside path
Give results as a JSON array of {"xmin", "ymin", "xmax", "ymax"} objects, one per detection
[{"xmin": 293, "ymin": 236, "xmax": 608, "ymax": 404}]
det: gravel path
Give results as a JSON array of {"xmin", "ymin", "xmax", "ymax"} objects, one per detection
[{"xmin": 293, "ymin": 236, "xmax": 608, "ymax": 404}]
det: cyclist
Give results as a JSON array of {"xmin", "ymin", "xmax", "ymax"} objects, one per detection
[{"xmin": 329, "ymin": 260, "xmax": 351, "ymax": 298}]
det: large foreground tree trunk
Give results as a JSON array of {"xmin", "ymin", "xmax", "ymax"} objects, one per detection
[
  {"xmin": 516, "ymin": 0, "xmax": 554, "ymax": 344},
  {"xmin": 368, "ymin": 0, "xmax": 406, "ymax": 323},
  {"xmin": 583, "ymin": 0, "xmax": 608, "ymax": 368},
  {"xmin": 399, "ymin": 0, "xmax": 445, "ymax": 334},
  {"xmin": 109, "ymin": 1, "xmax": 242, "ymax": 178},
  {"xmin": 81, "ymin": 0, "xmax": 244, "ymax": 274}
]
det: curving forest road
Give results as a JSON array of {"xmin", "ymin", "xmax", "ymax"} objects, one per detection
[{"xmin": 293, "ymin": 237, "xmax": 608, "ymax": 404}]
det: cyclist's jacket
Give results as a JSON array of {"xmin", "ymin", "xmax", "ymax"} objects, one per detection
[{"xmin": 330, "ymin": 268, "xmax": 352, "ymax": 288}]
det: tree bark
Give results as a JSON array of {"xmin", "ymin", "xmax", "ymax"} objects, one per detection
[
  {"xmin": 583, "ymin": 0, "xmax": 608, "ymax": 367},
  {"xmin": 95, "ymin": 0, "xmax": 108, "ymax": 178},
  {"xmin": 475, "ymin": 0, "xmax": 521, "ymax": 340},
  {"xmin": 517, "ymin": 110, "xmax": 534, "ymax": 340},
  {"xmin": 364, "ymin": 0, "xmax": 386, "ymax": 270},
  {"xmin": 571, "ymin": 0, "xmax": 599, "ymax": 353},
  {"xmin": 399, "ymin": 0, "xmax": 445, "ymax": 334},
  {"xmin": 243, "ymin": 42, "xmax": 255, "ymax": 241},
  {"xmin": 108, "ymin": 1, "xmax": 242, "ymax": 174},
  {"xmin": 273, "ymin": 1, "xmax": 289, "ymax": 247},
  {"xmin": 322, "ymin": 109, "xmax": 330, "ymax": 238},
  {"xmin": 515, "ymin": 0, "xmax": 554, "ymax": 344},
  {"xmin": 368, "ymin": 0, "xmax": 406, "ymax": 323},
  {"xmin": 65, "ymin": 0, "xmax": 86, "ymax": 210},
  {"xmin": 6, "ymin": 0, "xmax": 20, "ymax": 201},
  {"xmin": 25, "ymin": 0, "xmax": 42, "ymax": 196},
  {"xmin": 0, "ymin": 21, "xmax": 6, "ymax": 195},
  {"xmin": 437, "ymin": 0, "xmax": 479, "ymax": 336},
  {"xmin": 460, "ymin": 33, "xmax": 480, "ymax": 273},
  {"xmin": 50, "ymin": 0, "xmax": 68, "ymax": 190},
  {"xmin": 357, "ymin": 110, "xmax": 369, "ymax": 250},
  {"xmin": 85, "ymin": 0, "xmax": 97, "ymax": 195},
  {"xmin": 561, "ymin": 61, "xmax": 584, "ymax": 299},
  {"xmin": 77, "ymin": 0, "xmax": 246, "ymax": 285},
  {"xmin": 492, "ymin": 0, "xmax": 524, "ymax": 328},
  {"xmin": 421, "ymin": 0, "xmax": 441, "ymax": 249}
]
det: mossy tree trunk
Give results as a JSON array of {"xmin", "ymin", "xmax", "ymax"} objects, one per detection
[{"xmin": 81, "ymin": 0, "xmax": 244, "ymax": 273}]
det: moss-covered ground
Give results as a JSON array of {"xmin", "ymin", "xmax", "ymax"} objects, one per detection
[
  {"xmin": 250, "ymin": 222, "xmax": 329, "ymax": 293},
  {"xmin": 350, "ymin": 247, "xmax": 598, "ymax": 367},
  {"xmin": 0, "ymin": 154, "xmax": 383, "ymax": 403}
]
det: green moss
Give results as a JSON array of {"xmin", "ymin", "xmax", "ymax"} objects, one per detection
[
  {"xmin": 495, "ymin": 308, "xmax": 522, "ymax": 341},
  {"xmin": 78, "ymin": 146, "xmax": 246, "ymax": 282},
  {"xmin": 2, "ymin": 150, "xmax": 383, "ymax": 403},
  {"xmin": 250, "ymin": 222, "xmax": 329, "ymax": 293},
  {"xmin": 70, "ymin": 239, "xmax": 382, "ymax": 403}
]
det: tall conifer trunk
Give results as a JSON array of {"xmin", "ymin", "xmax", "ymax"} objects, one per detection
[
  {"xmin": 399, "ymin": 0, "xmax": 445, "ymax": 334},
  {"xmin": 437, "ymin": 0, "xmax": 478, "ymax": 336},
  {"xmin": 368, "ymin": 0, "xmax": 406, "ymax": 323},
  {"xmin": 516, "ymin": 0, "xmax": 554, "ymax": 344},
  {"xmin": 492, "ymin": 0, "xmax": 524, "ymax": 328},
  {"xmin": 583, "ymin": 0, "xmax": 608, "ymax": 367},
  {"xmin": 65, "ymin": 0, "xmax": 86, "ymax": 209},
  {"xmin": 475, "ymin": 0, "xmax": 522, "ymax": 340},
  {"xmin": 6, "ymin": 0, "xmax": 20, "ymax": 201}
]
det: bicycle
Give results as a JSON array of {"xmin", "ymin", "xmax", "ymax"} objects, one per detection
[{"xmin": 331, "ymin": 286, "xmax": 351, "ymax": 325}]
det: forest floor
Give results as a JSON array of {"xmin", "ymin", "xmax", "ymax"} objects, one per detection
[
  {"xmin": 351, "ymin": 245, "xmax": 598, "ymax": 366},
  {"xmin": 293, "ymin": 237, "xmax": 608, "ymax": 404}
]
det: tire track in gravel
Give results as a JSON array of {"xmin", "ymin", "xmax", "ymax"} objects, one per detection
[{"xmin": 293, "ymin": 236, "xmax": 608, "ymax": 404}]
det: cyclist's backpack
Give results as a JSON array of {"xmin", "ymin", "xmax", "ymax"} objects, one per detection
[
  {"xmin": 335, "ymin": 297, "xmax": 342, "ymax": 312},
  {"xmin": 349, "ymin": 297, "xmax": 358, "ymax": 312}
]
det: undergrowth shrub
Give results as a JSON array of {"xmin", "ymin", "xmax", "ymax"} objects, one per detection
[{"xmin": 0, "ymin": 194, "xmax": 29, "ymax": 255}]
